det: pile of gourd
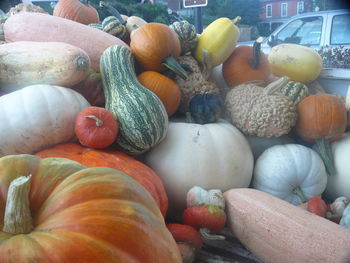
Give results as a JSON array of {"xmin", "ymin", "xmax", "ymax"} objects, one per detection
[{"xmin": 0, "ymin": 1, "xmax": 350, "ymax": 262}]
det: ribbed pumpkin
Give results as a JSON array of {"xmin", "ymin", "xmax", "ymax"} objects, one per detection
[
  {"xmin": 169, "ymin": 20, "xmax": 198, "ymax": 55},
  {"xmin": 295, "ymin": 94, "xmax": 347, "ymax": 175},
  {"xmin": 222, "ymin": 38, "xmax": 270, "ymax": 87},
  {"xmin": 35, "ymin": 142, "xmax": 168, "ymax": 217},
  {"xmin": 137, "ymin": 71, "xmax": 181, "ymax": 116},
  {"xmin": 0, "ymin": 154, "xmax": 181, "ymax": 262},
  {"xmin": 130, "ymin": 22, "xmax": 187, "ymax": 79},
  {"xmin": 53, "ymin": 0, "xmax": 99, "ymax": 25},
  {"xmin": 189, "ymin": 93, "xmax": 223, "ymax": 124}
]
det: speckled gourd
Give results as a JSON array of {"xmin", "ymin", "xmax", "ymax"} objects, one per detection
[
  {"xmin": 225, "ymin": 77, "xmax": 297, "ymax": 137},
  {"xmin": 169, "ymin": 20, "xmax": 197, "ymax": 55},
  {"xmin": 174, "ymin": 52, "xmax": 221, "ymax": 113}
]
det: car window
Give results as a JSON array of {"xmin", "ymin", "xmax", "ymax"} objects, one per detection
[
  {"xmin": 330, "ymin": 14, "xmax": 350, "ymax": 45},
  {"xmin": 275, "ymin": 16, "xmax": 323, "ymax": 45}
]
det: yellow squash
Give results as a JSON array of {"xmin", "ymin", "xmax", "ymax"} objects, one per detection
[
  {"xmin": 268, "ymin": 43, "xmax": 323, "ymax": 83},
  {"xmin": 194, "ymin": 17, "xmax": 240, "ymax": 68}
]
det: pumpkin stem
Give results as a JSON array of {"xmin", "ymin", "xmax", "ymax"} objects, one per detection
[
  {"xmin": 199, "ymin": 228, "xmax": 225, "ymax": 241},
  {"xmin": 85, "ymin": 115, "xmax": 104, "ymax": 127},
  {"xmin": 162, "ymin": 56, "xmax": 188, "ymax": 80},
  {"xmin": 248, "ymin": 37, "xmax": 264, "ymax": 70},
  {"xmin": 3, "ymin": 175, "xmax": 33, "ymax": 235},
  {"xmin": 201, "ymin": 49, "xmax": 213, "ymax": 80},
  {"xmin": 265, "ymin": 76, "xmax": 290, "ymax": 95},
  {"xmin": 99, "ymin": 1, "xmax": 126, "ymax": 25},
  {"xmin": 312, "ymin": 138, "xmax": 336, "ymax": 176},
  {"xmin": 293, "ymin": 186, "xmax": 308, "ymax": 204}
]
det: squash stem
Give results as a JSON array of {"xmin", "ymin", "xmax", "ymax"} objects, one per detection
[
  {"xmin": 162, "ymin": 56, "xmax": 188, "ymax": 80},
  {"xmin": 99, "ymin": 1, "xmax": 126, "ymax": 25},
  {"xmin": 248, "ymin": 37, "xmax": 264, "ymax": 69},
  {"xmin": 199, "ymin": 228, "xmax": 225, "ymax": 241},
  {"xmin": 3, "ymin": 175, "xmax": 33, "ymax": 235},
  {"xmin": 85, "ymin": 115, "xmax": 104, "ymax": 127},
  {"xmin": 312, "ymin": 138, "xmax": 336, "ymax": 176},
  {"xmin": 293, "ymin": 186, "xmax": 308, "ymax": 203}
]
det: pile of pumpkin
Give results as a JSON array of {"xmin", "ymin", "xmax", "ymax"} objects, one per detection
[{"xmin": 0, "ymin": 1, "xmax": 350, "ymax": 262}]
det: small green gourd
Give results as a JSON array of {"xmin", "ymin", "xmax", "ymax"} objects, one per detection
[
  {"xmin": 169, "ymin": 20, "xmax": 198, "ymax": 55},
  {"xmin": 278, "ymin": 78, "xmax": 309, "ymax": 105},
  {"xmin": 100, "ymin": 45, "xmax": 168, "ymax": 155},
  {"xmin": 189, "ymin": 93, "xmax": 223, "ymax": 124},
  {"xmin": 102, "ymin": 16, "xmax": 128, "ymax": 40}
]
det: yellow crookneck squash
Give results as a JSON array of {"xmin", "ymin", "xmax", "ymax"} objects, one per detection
[
  {"xmin": 194, "ymin": 16, "xmax": 240, "ymax": 68},
  {"xmin": 0, "ymin": 154, "xmax": 181, "ymax": 263}
]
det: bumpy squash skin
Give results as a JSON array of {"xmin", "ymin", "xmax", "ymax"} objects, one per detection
[
  {"xmin": 0, "ymin": 41, "xmax": 90, "ymax": 87},
  {"xmin": 100, "ymin": 45, "xmax": 168, "ymax": 155},
  {"xmin": 268, "ymin": 43, "xmax": 323, "ymax": 83},
  {"xmin": 194, "ymin": 17, "xmax": 240, "ymax": 67}
]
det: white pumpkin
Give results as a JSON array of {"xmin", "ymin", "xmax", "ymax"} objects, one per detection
[
  {"xmin": 324, "ymin": 133, "xmax": 350, "ymax": 201},
  {"xmin": 253, "ymin": 144, "xmax": 327, "ymax": 205},
  {"xmin": 144, "ymin": 119, "xmax": 254, "ymax": 218},
  {"xmin": 0, "ymin": 84, "xmax": 90, "ymax": 156}
]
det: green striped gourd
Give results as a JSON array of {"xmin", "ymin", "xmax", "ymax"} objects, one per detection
[
  {"xmin": 100, "ymin": 45, "xmax": 168, "ymax": 155},
  {"xmin": 88, "ymin": 23, "xmax": 103, "ymax": 31},
  {"xmin": 102, "ymin": 16, "xmax": 128, "ymax": 40},
  {"xmin": 279, "ymin": 79, "xmax": 309, "ymax": 105},
  {"xmin": 169, "ymin": 20, "xmax": 197, "ymax": 55}
]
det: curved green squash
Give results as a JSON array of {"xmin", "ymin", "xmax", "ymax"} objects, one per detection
[{"xmin": 100, "ymin": 45, "xmax": 168, "ymax": 154}]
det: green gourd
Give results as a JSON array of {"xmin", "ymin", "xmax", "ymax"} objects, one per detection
[
  {"xmin": 278, "ymin": 78, "xmax": 309, "ymax": 105},
  {"xmin": 189, "ymin": 93, "xmax": 223, "ymax": 124},
  {"xmin": 100, "ymin": 45, "xmax": 168, "ymax": 155},
  {"xmin": 102, "ymin": 16, "xmax": 127, "ymax": 40},
  {"xmin": 169, "ymin": 20, "xmax": 198, "ymax": 55}
]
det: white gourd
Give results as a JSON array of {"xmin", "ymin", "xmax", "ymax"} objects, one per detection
[
  {"xmin": 253, "ymin": 144, "xmax": 328, "ymax": 205},
  {"xmin": 144, "ymin": 118, "xmax": 254, "ymax": 218},
  {"xmin": 186, "ymin": 186, "xmax": 225, "ymax": 210},
  {"xmin": 324, "ymin": 133, "xmax": 350, "ymax": 201},
  {"xmin": 0, "ymin": 84, "xmax": 90, "ymax": 156}
]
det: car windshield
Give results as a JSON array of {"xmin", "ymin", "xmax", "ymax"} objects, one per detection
[{"xmin": 275, "ymin": 16, "xmax": 323, "ymax": 45}]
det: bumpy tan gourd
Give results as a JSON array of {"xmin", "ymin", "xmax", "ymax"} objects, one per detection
[
  {"xmin": 175, "ymin": 54, "xmax": 220, "ymax": 113},
  {"xmin": 225, "ymin": 78, "xmax": 297, "ymax": 137}
]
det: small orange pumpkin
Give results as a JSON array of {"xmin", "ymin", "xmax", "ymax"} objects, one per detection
[
  {"xmin": 53, "ymin": 0, "xmax": 99, "ymax": 25},
  {"xmin": 35, "ymin": 143, "xmax": 168, "ymax": 217},
  {"xmin": 295, "ymin": 94, "xmax": 347, "ymax": 175},
  {"xmin": 137, "ymin": 71, "xmax": 181, "ymax": 116},
  {"xmin": 222, "ymin": 38, "xmax": 270, "ymax": 87},
  {"xmin": 130, "ymin": 23, "xmax": 187, "ymax": 79}
]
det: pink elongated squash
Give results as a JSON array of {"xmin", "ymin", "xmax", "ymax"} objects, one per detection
[
  {"xmin": 224, "ymin": 188, "xmax": 350, "ymax": 263},
  {"xmin": 3, "ymin": 12, "xmax": 129, "ymax": 72}
]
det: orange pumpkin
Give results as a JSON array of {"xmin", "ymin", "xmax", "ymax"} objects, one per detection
[
  {"xmin": 130, "ymin": 23, "xmax": 187, "ymax": 79},
  {"xmin": 53, "ymin": 0, "xmax": 99, "ymax": 25},
  {"xmin": 295, "ymin": 94, "xmax": 347, "ymax": 175},
  {"xmin": 35, "ymin": 143, "xmax": 168, "ymax": 217},
  {"xmin": 137, "ymin": 71, "xmax": 181, "ymax": 116},
  {"xmin": 0, "ymin": 154, "xmax": 181, "ymax": 262},
  {"xmin": 222, "ymin": 38, "xmax": 270, "ymax": 87}
]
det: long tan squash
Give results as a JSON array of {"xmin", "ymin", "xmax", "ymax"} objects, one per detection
[
  {"xmin": 0, "ymin": 41, "xmax": 90, "ymax": 87},
  {"xmin": 224, "ymin": 188, "xmax": 350, "ymax": 263},
  {"xmin": 3, "ymin": 12, "xmax": 129, "ymax": 72}
]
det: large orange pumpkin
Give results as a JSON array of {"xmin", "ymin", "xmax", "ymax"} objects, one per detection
[
  {"xmin": 35, "ymin": 143, "xmax": 168, "ymax": 217},
  {"xmin": 137, "ymin": 71, "xmax": 181, "ymax": 116},
  {"xmin": 0, "ymin": 154, "xmax": 181, "ymax": 262},
  {"xmin": 222, "ymin": 38, "xmax": 270, "ymax": 87},
  {"xmin": 53, "ymin": 0, "xmax": 99, "ymax": 25}
]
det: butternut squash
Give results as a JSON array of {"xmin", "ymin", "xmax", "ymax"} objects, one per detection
[
  {"xmin": 0, "ymin": 41, "xmax": 90, "ymax": 87},
  {"xmin": 224, "ymin": 188, "xmax": 350, "ymax": 263},
  {"xmin": 3, "ymin": 12, "xmax": 129, "ymax": 72}
]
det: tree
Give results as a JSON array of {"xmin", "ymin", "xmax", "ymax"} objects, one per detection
[{"xmin": 202, "ymin": 0, "xmax": 262, "ymax": 26}]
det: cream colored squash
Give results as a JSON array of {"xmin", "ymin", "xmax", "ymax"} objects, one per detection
[
  {"xmin": 0, "ymin": 84, "xmax": 90, "ymax": 156},
  {"xmin": 268, "ymin": 43, "xmax": 323, "ymax": 83},
  {"xmin": 253, "ymin": 144, "xmax": 327, "ymax": 205},
  {"xmin": 324, "ymin": 133, "xmax": 350, "ymax": 201},
  {"xmin": 144, "ymin": 118, "xmax": 254, "ymax": 218}
]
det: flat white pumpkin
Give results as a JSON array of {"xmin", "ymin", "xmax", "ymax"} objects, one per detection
[
  {"xmin": 253, "ymin": 144, "xmax": 327, "ymax": 205},
  {"xmin": 144, "ymin": 119, "xmax": 254, "ymax": 217},
  {"xmin": 0, "ymin": 84, "xmax": 90, "ymax": 156},
  {"xmin": 324, "ymin": 133, "xmax": 350, "ymax": 201}
]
